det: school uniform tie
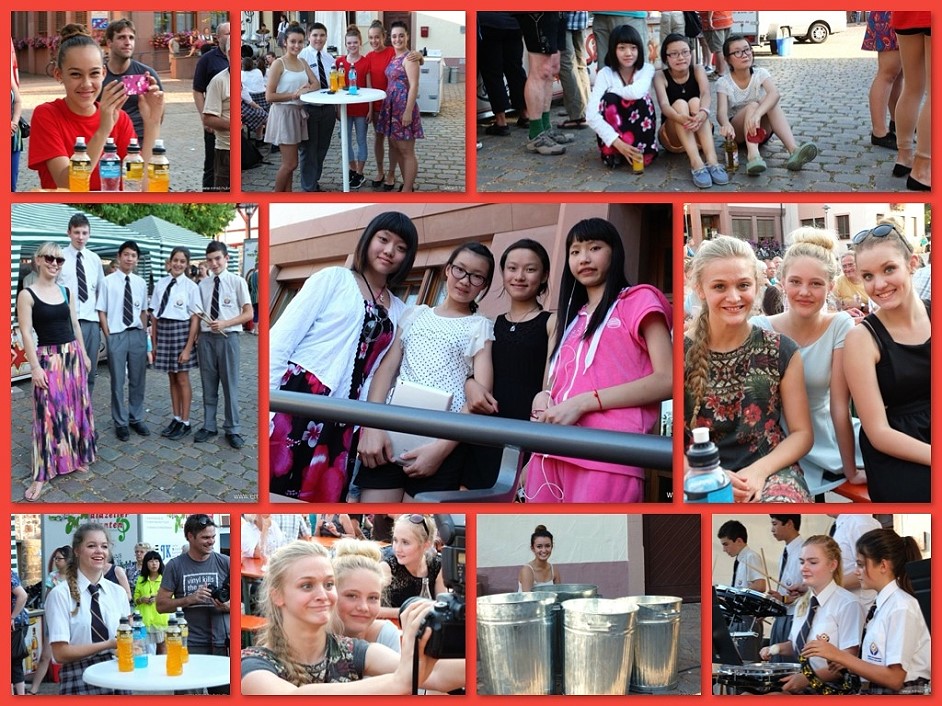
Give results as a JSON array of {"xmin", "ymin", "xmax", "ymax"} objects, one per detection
[
  {"xmin": 860, "ymin": 602, "xmax": 877, "ymax": 646},
  {"xmin": 794, "ymin": 595, "xmax": 820, "ymax": 652},
  {"xmin": 731, "ymin": 558, "xmax": 739, "ymax": 586},
  {"xmin": 76, "ymin": 251, "xmax": 88, "ymax": 303},
  {"xmin": 210, "ymin": 275, "xmax": 221, "ymax": 320},
  {"xmin": 88, "ymin": 583, "xmax": 109, "ymax": 643},
  {"xmin": 122, "ymin": 275, "xmax": 134, "ymax": 326},
  {"xmin": 778, "ymin": 547, "xmax": 788, "ymax": 583},
  {"xmin": 157, "ymin": 278, "xmax": 175, "ymax": 318},
  {"xmin": 828, "ymin": 522, "xmax": 837, "ymax": 537},
  {"xmin": 316, "ymin": 51, "xmax": 328, "ymax": 89}
]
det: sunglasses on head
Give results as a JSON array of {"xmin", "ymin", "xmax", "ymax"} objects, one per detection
[
  {"xmin": 42, "ymin": 255, "xmax": 66, "ymax": 265},
  {"xmin": 192, "ymin": 514, "xmax": 214, "ymax": 528},
  {"xmin": 407, "ymin": 513, "xmax": 429, "ymax": 535},
  {"xmin": 851, "ymin": 224, "xmax": 912, "ymax": 251}
]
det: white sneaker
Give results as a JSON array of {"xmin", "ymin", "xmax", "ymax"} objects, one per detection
[{"xmin": 526, "ymin": 132, "xmax": 566, "ymax": 155}]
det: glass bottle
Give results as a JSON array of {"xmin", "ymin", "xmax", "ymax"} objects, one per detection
[{"xmin": 724, "ymin": 137, "xmax": 739, "ymax": 172}]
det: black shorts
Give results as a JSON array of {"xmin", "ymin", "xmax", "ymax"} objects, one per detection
[
  {"xmin": 512, "ymin": 12, "xmax": 564, "ymax": 54},
  {"xmin": 355, "ymin": 445, "xmax": 466, "ymax": 497},
  {"xmin": 894, "ymin": 27, "xmax": 931, "ymax": 36}
]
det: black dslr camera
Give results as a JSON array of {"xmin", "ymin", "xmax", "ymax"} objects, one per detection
[
  {"xmin": 399, "ymin": 514, "xmax": 465, "ymax": 659},
  {"xmin": 208, "ymin": 578, "xmax": 230, "ymax": 603}
]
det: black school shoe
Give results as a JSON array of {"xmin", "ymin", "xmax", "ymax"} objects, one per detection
[
  {"xmin": 167, "ymin": 422, "xmax": 192, "ymax": 441},
  {"xmin": 193, "ymin": 428, "xmax": 218, "ymax": 443},
  {"xmin": 161, "ymin": 419, "xmax": 182, "ymax": 437},
  {"xmin": 870, "ymin": 132, "xmax": 897, "ymax": 150},
  {"xmin": 116, "ymin": 426, "xmax": 130, "ymax": 441}
]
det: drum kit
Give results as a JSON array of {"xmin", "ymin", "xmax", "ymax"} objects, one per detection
[{"xmin": 714, "ymin": 662, "xmax": 802, "ymax": 694}]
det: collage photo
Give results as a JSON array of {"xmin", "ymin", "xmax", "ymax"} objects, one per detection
[{"xmin": 4, "ymin": 7, "xmax": 934, "ymax": 701}]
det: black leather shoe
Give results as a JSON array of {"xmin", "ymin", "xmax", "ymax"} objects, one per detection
[
  {"xmin": 193, "ymin": 428, "xmax": 218, "ymax": 443},
  {"xmin": 129, "ymin": 421, "xmax": 151, "ymax": 436},
  {"xmin": 870, "ymin": 132, "xmax": 897, "ymax": 150},
  {"xmin": 167, "ymin": 423, "xmax": 192, "ymax": 441},
  {"xmin": 161, "ymin": 420, "xmax": 182, "ymax": 437},
  {"xmin": 116, "ymin": 426, "xmax": 130, "ymax": 441},
  {"xmin": 226, "ymin": 433, "xmax": 246, "ymax": 449},
  {"xmin": 892, "ymin": 163, "xmax": 912, "ymax": 178}
]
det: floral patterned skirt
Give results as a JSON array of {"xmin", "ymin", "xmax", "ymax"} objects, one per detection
[
  {"xmin": 596, "ymin": 91, "xmax": 658, "ymax": 168},
  {"xmin": 759, "ymin": 465, "xmax": 811, "ymax": 503}
]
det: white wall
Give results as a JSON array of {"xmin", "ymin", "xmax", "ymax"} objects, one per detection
[{"xmin": 415, "ymin": 11, "xmax": 466, "ymax": 59}]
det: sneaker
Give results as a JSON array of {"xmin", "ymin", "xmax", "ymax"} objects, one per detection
[
  {"xmin": 703, "ymin": 64, "xmax": 715, "ymax": 75},
  {"xmin": 785, "ymin": 142, "xmax": 818, "ymax": 171},
  {"xmin": 746, "ymin": 156, "xmax": 767, "ymax": 175},
  {"xmin": 161, "ymin": 419, "xmax": 182, "ymax": 437},
  {"xmin": 691, "ymin": 166, "xmax": 713, "ymax": 189},
  {"xmin": 706, "ymin": 163, "xmax": 730, "ymax": 185},
  {"xmin": 349, "ymin": 172, "xmax": 364, "ymax": 189},
  {"xmin": 484, "ymin": 123, "xmax": 510, "ymax": 136},
  {"xmin": 167, "ymin": 422, "xmax": 192, "ymax": 441},
  {"xmin": 544, "ymin": 127, "xmax": 575, "ymax": 144},
  {"xmin": 526, "ymin": 132, "xmax": 566, "ymax": 155}
]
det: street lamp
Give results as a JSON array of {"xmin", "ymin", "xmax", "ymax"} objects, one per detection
[{"xmin": 822, "ymin": 204, "xmax": 831, "ymax": 231}]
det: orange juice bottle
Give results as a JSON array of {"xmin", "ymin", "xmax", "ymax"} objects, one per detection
[
  {"xmin": 329, "ymin": 66, "xmax": 339, "ymax": 92},
  {"xmin": 175, "ymin": 609, "xmax": 189, "ymax": 663},
  {"xmin": 116, "ymin": 618, "xmax": 134, "ymax": 672},
  {"xmin": 165, "ymin": 618, "xmax": 183, "ymax": 676}
]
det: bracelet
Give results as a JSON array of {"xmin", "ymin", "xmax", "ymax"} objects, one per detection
[
  {"xmin": 592, "ymin": 389, "xmax": 603, "ymax": 410},
  {"xmin": 699, "ymin": 108, "xmax": 710, "ymax": 117}
]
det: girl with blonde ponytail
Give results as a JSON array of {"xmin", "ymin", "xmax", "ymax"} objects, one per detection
[{"xmin": 684, "ymin": 235, "xmax": 813, "ymax": 502}]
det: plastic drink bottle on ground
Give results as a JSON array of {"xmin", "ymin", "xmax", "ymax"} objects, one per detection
[
  {"xmin": 175, "ymin": 608, "xmax": 189, "ymax": 663},
  {"xmin": 147, "ymin": 138, "xmax": 170, "ymax": 192},
  {"xmin": 68, "ymin": 136, "xmax": 92, "ymax": 192},
  {"xmin": 132, "ymin": 611, "xmax": 148, "ymax": 668},
  {"xmin": 116, "ymin": 617, "xmax": 134, "ymax": 672},
  {"xmin": 165, "ymin": 618, "xmax": 183, "ymax": 676},
  {"xmin": 99, "ymin": 137, "xmax": 121, "ymax": 191},
  {"xmin": 123, "ymin": 138, "xmax": 144, "ymax": 191},
  {"xmin": 684, "ymin": 427, "xmax": 734, "ymax": 503}
]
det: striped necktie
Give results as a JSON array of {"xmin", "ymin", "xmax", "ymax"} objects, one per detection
[
  {"xmin": 795, "ymin": 595, "xmax": 820, "ymax": 652},
  {"xmin": 76, "ymin": 251, "xmax": 88, "ymax": 303},
  {"xmin": 88, "ymin": 584, "xmax": 109, "ymax": 642},
  {"xmin": 157, "ymin": 278, "xmax": 175, "ymax": 318},
  {"xmin": 122, "ymin": 275, "xmax": 134, "ymax": 326},
  {"xmin": 779, "ymin": 546, "xmax": 788, "ymax": 583},
  {"xmin": 210, "ymin": 275, "xmax": 221, "ymax": 320},
  {"xmin": 860, "ymin": 602, "xmax": 877, "ymax": 646},
  {"xmin": 316, "ymin": 51, "xmax": 328, "ymax": 89}
]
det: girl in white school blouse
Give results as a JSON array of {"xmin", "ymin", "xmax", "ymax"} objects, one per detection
[
  {"xmin": 802, "ymin": 529, "xmax": 930, "ymax": 694},
  {"xmin": 44, "ymin": 522, "xmax": 132, "ymax": 695},
  {"xmin": 150, "ymin": 246, "xmax": 200, "ymax": 440}
]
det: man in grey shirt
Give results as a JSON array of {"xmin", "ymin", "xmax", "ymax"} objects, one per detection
[{"xmin": 100, "ymin": 19, "xmax": 164, "ymax": 141}]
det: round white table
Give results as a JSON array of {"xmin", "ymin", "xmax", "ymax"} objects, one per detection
[
  {"xmin": 82, "ymin": 654, "xmax": 230, "ymax": 692},
  {"xmin": 301, "ymin": 87, "xmax": 386, "ymax": 192}
]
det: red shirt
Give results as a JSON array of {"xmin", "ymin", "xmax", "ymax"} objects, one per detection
[
  {"xmin": 364, "ymin": 45, "xmax": 395, "ymax": 112},
  {"xmin": 334, "ymin": 54, "xmax": 372, "ymax": 118},
  {"xmin": 28, "ymin": 98, "xmax": 134, "ymax": 190},
  {"xmin": 700, "ymin": 11, "xmax": 734, "ymax": 31},
  {"xmin": 890, "ymin": 12, "xmax": 930, "ymax": 30}
]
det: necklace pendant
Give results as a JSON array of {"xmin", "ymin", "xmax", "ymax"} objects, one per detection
[{"xmin": 509, "ymin": 324, "xmax": 516, "ymax": 332}]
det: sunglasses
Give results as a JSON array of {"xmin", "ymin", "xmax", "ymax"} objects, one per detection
[
  {"xmin": 407, "ymin": 513, "xmax": 429, "ymax": 536},
  {"xmin": 42, "ymin": 255, "xmax": 67, "ymax": 265},
  {"xmin": 362, "ymin": 302, "xmax": 391, "ymax": 344},
  {"xmin": 191, "ymin": 514, "xmax": 214, "ymax": 528},
  {"xmin": 851, "ymin": 224, "xmax": 912, "ymax": 252}
]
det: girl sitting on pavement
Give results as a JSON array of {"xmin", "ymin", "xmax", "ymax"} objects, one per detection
[
  {"xmin": 715, "ymin": 34, "xmax": 817, "ymax": 176},
  {"xmin": 653, "ymin": 33, "xmax": 729, "ymax": 189}
]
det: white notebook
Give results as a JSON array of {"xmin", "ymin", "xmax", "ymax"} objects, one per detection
[{"xmin": 386, "ymin": 380, "xmax": 453, "ymax": 464}]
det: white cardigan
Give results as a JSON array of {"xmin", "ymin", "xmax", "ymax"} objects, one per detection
[
  {"xmin": 586, "ymin": 62, "xmax": 655, "ymax": 147},
  {"xmin": 269, "ymin": 267, "xmax": 406, "ymax": 401}
]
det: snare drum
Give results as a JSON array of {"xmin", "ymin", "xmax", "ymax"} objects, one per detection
[
  {"xmin": 717, "ymin": 586, "xmax": 786, "ymax": 618},
  {"xmin": 714, "ymin": 662, "xmax": 801, "ymax": 694}
]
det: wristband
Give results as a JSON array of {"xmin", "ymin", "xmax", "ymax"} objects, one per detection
[{"xmin": 699, "ymin": 108, "xmax": 710, "ymax": 117}]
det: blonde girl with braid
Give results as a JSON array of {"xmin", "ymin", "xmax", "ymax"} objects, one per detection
[
  {"xmin": 241, "ymin": 540, "xmax": 465, "ymax": 693},
  {"xmin": 43, "ymin": 522, "xmax": 132, "ymax": 695},
  {"xmin": 332, "ymin": 538, "xmax": 400, "ymax": 652},
  {"xmin": 684, "ymin": 235, "xmax": 813, "ymax": 502}
]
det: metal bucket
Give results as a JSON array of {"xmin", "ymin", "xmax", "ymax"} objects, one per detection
[
  {"xmin": 561, "ymin": 598, "xmax": 638, "ymax": 694},
  {"xmin": 531, "ymin": 585, "xmax": 598, "ymax": 693},
  {"xmin": 477, "ymin": 592, "xmax": 555, "ymax": 695},
  {"xmin": 624, "ymin": 595, "xmax": 683, "ymax": 692}
]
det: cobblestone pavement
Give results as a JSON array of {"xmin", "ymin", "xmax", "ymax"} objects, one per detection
[
  {"xmin": 477, "ymin": 25, "xmax": 911, "ymax": 194},
  {"xmin": 11, "ymin": 334, "xmax": 259, "ymax": 504},
  {"xmin": 241, "ymin": 80, "xmax": 466, "ymax": 193},
  {"xmin": 16, "ymin": 73, "xmax": 216, "ymax": 194}
]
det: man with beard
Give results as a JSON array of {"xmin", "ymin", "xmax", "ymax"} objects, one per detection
[{"xmin": 101, "ymin": 19, "xmax": 164, "ymax": 141}]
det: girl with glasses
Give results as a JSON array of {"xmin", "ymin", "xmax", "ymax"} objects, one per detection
[
  {"xmin": 653, "ymin": 33, "xmax": 729, "ymax": 189},
  {"xmin": 842, "ymin": 223, "xmax": 930, "ymax": 502},
  {"xmin": 27, "ymin": 547, "xmax": 73, "ymax": 694},
  {"xmin": 17, "ymin": 242, "xmax": 96, "ymax": 501},
  {"xmin": 528, "ymin": 218, "xmax": 672, "ymax": 503},
  {"xmin": 715, "ymin": 34, "xmax": 817, "ymax": 176},
  {"xmin": 269, "ymin": 212, "xmax": 419, "ymax": 503},
  {"xmin": 357, "ymin": 243, "xmax": 496, "ymax": 501}
]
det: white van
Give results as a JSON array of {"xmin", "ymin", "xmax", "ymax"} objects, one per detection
[{"xmin": 731, "ymin": 11, "xmax": 847, "ymax": 45}]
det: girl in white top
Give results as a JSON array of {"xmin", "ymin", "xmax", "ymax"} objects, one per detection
[
  {"xmin": 715, "ymin": 34, "xmax": 817, "ymax": 175},
  {"xmin": 333, "ymin": 538, "xmax": 400, "ymax": 653},
  {"xmin": 265, "ymin": 22, "xmax": 319, "ymax": 191},
  {"xmin": 518, "ymin": 525, "xmax": 561, "ymax": 591},
  {"xmin": 358, "ymin": 242, "xmax": 496, "ymax": 501},
  {"xmin": 269, "ymin": 212, "xmax": 418, "ymax": 503},
  {"xmin": 803, "ymin": 529, "xmax": 930, "ymax": 694},
  {"xmin": 241, "ymin": 514, "xmax": 288, "ymax": 560},
  {"xmin": 44, "ymin": 522, "xmax": 132, "ymax": 695},
  {"xmin": 150, "ymin": 246, "xmax": 200, "ymax": 441},
  {"xmin": 759, "ymin": 535, "xmax": 863, "ymax": 694}
]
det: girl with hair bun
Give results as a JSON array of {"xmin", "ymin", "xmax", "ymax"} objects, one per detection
[
  {"xmin": 43, "ymin": 522, "xmax": 132, "ymax": 694},
  {"xmin": 803, "ymin": 529, "xmax": 930, "ymax": 694},
  {"xmin": 28, "ymin": 23, "xmax": 164, "ymax": 190},
  {"xmin": 518, "ymin": 525, "xmax": 561, "ymax": 591},
  {"xmin": 843, "ymin": 222, "xmax": 930, "ymax": 502},
  {"xmin": 685, "ymin": 235, "xmax": 813, "ymax": 503},
  {"xmin": 332, "ymin": 538, "xmax": 399, "ymax": 652},
  {"xmin": 752, "ymin": 228, "xmax": 866, "ymax": 491}
]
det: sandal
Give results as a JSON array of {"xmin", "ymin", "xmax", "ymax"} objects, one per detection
[
  {"xmin": 23, "ymin": 482, "xmax": 46, "ymax": 502},
  {"xmin": 556, "ymin": 117, "xmax": 587, "ymax": 130}
]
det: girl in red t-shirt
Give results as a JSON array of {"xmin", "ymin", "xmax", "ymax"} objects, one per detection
[{"xmin": 334, "ymin": 26, "xmax": 372, "ymax": 189}]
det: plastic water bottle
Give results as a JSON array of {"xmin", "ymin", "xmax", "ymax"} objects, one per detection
[
  {"xmin": 147, "ymin": 138, "xmax": 170, "ymax": 192},
  {"xmin": 348, "ymin": 65, "xmax": 358, "ymax": 95},
  {"xmin": 132, "ymin": 611, "xmax": 148, "ymax": 668},
  {"xmin": 165, "ymin": 618, "xmax": 183, "ymax": 676},
  {"xmin": 68, "ymin": 136, "xmax": 92, "ymax": 191},
  {"xmin": 99, "ymin": 137, "xmax": 122, "ymax": 191},
  {"xmin": 116, "ymin": 617, "xmax": 134, "ymax": 672},
  {"xmin": 684, "ymin": 427, "xmax": 734, "ymax": 503},
  {"xmin": 175, "ymin": 608, "xmax": 189, "ymax": 663},
  {"xmin": 123, "ymin": 138, "xmax": 144, "ymax": 192}
]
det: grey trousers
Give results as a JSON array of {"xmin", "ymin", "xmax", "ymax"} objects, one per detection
[
  {"xmin": 299, "ymin": 104, "xmax": 336, "ymax": 191},
  {"xmin": 79, "ymin": 319, "xmax": 101, "ymax": 395},
  {"xmin": 559, "ymin": 28, "xmax": 589, "ymax": 120},
  {"xmin": 198, "ymin": 332, "xmax": 240, "ymax": 434},
  {"xmin": 106, "ymin": 328, "xmax": 147, "ymax": 427}
]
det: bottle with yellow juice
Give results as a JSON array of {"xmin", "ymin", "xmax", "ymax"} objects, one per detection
[
  {"xmin": 165, "ymin": 617, "xmax": 183, "ymax": 676},
  {"xmin": 147, "ymin": 139, "xmax": 170, "ymax": 192},
  {"xmin": 68, "ymin": 136, "xmax": 92, "ymax": 191},
  {"xmin": 175, "ymin": 608, "xmax": 189, "ymax": 663},
  {"xmin": 116, "ymin": 617, "xmax": 134, "ymax": 672}
]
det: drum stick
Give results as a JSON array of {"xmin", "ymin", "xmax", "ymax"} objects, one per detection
[
  {"xmin": 760, "ymin": 548, "xmax": 771, "ymax": 586},
  {"xmin": 741, "ymin": 559, "xmax": 784, "ymax": 590}
]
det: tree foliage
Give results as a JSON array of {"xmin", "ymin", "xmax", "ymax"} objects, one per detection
[{"xmin": 78, "ymin": 204, "xmax": 236, "ymax": 238}]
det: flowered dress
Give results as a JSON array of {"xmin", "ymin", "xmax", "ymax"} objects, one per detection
[
  {"xmin": 270, "ymin": 300, "xmax": 393, "ymax": 502},
  {"xmin": 587, "ymin": 64, "xmax": 657, "ymax": 169},
  {"xmin": 861, "ymin": 11, "xmax": 898, "ymax": 51},
  {"xmin": 376, "ymin": 54, "xmax": 424, "ymax": 140},
  {"xmin": 684, "ymin": 325, "xmax": 811, "ymax": 502}
]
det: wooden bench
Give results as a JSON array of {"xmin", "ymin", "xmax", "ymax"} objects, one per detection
[
  {"xmin": 833, "ymin": 481, "xmax": 871, "ymax": 503},
  {"xmin": 241, "ymin": 614, "xmax": 267, "ymax": 647}
]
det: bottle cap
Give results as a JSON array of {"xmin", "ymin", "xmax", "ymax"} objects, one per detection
[
  {"xmin": 153, "ymin": 139, "xmax": 166, "ymax": 153},
  {"xmin": 119, "ymin": 616, "xmax": 129, "ymax": 624},
  {"xmin": 687, "ymin": 427, "xmax": 720, "ymax": 469},
  {"xmin": 692, "ymin": 427, "xmax": 710, "ymax": 444},
  {"xmin": 74, "ymin": 136, "xmax": 87, "ymax": 149},
  {"xmin": 104, "ymin": 137, "xmax": 117, "ymax": 151},
  {"xmin": 168, "ymin": 617, "xmax": 178, "ymax": 625}
]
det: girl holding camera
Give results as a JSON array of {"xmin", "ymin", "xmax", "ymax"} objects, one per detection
[{"xmin": 378, "ymin": 514, "xmax": 447, "ymax": 620}]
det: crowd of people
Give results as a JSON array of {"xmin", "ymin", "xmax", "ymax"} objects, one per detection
[
  {"xmin": 715, "ymin": 515, "xmax": 930, "ymax": 694},
  {"xmin": 269, "ymin": 211, "xmax": 672, "ymax": 503},
  {"xmin": 11, "ymin": 515, "xmax": 230, "ymax": 695},
  {"xmin": 16, "ymin": 213, "xmax": 253, "ymax": 501},
  {"xmin": 684, "ymin": 221, "xmax": 930, "ymax": 503}
]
